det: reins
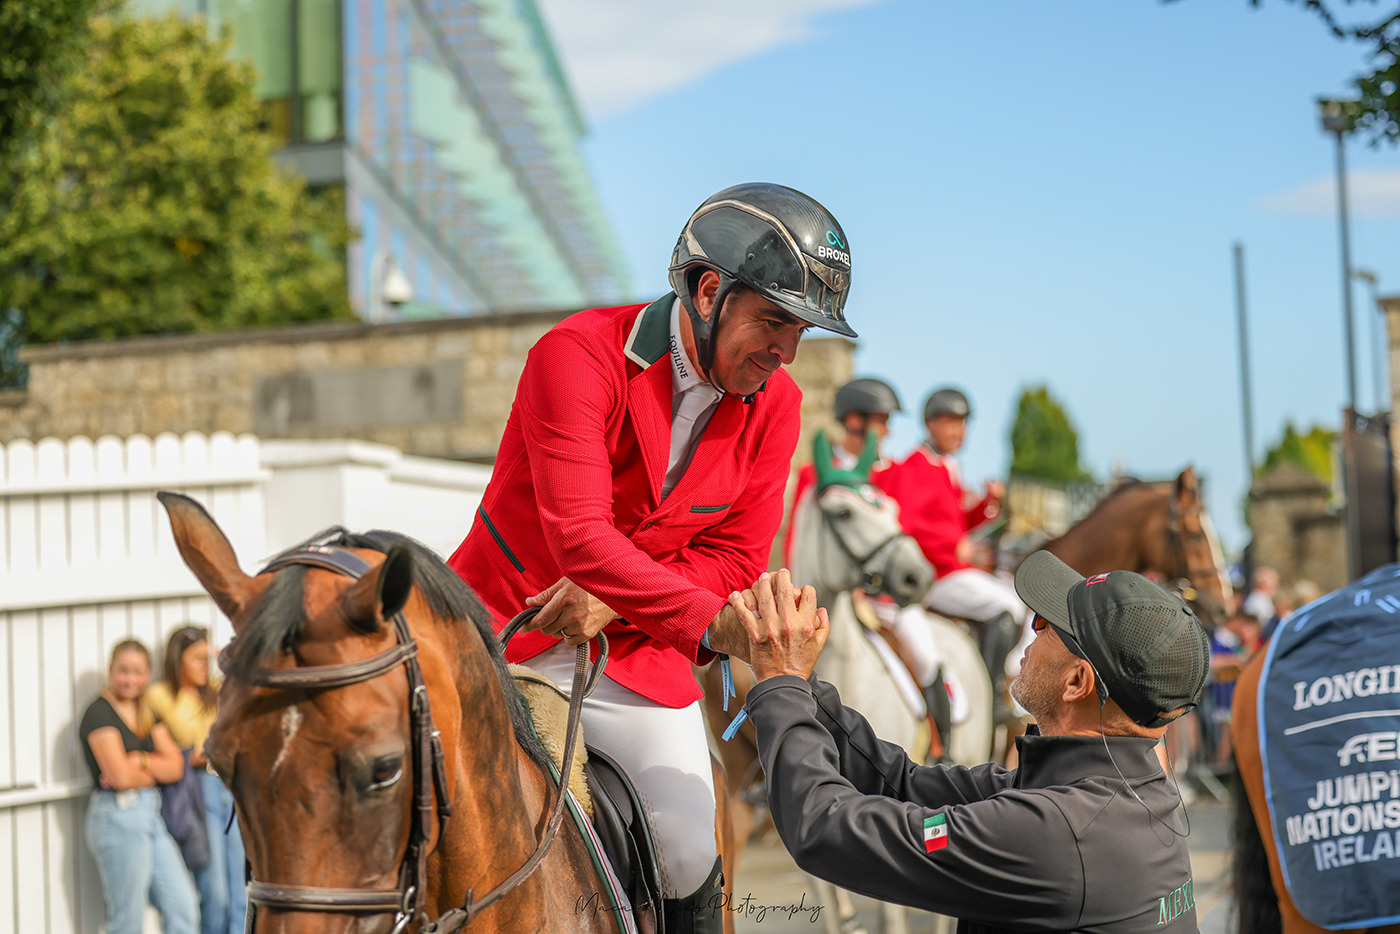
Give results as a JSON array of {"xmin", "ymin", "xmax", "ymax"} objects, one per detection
[{"xmin": 223, "ymin": 544, "xmax": 606, "ymax": 933}]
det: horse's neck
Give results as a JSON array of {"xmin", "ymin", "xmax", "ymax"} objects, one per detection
[
  {"xmin": 430, "ymin": 649, "xmax": 558, "ymax": 923},
  {"xmin": 1044, "ymin": 487, "xmax": 1158, "ymax": 576}
]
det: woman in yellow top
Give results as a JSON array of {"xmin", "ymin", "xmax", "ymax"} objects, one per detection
[{"xmin": 148, "ymin": 626, "xmax": 247, "ymax": 934}]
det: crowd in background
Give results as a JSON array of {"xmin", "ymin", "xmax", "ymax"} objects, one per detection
[
  {"xmin": 80, "ymin": 628, "xmax": 246, "ymax": 934},
  {"xmin": 1195, "ymin": 565, "xmax": 1323, "ymax": 775}
]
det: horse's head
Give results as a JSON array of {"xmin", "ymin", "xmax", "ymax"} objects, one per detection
[
  {"xmin": 791, "ymin": 432, "xmax": 933, "ymax": 607},
  {"xmin": 1155, "ymin": 466, "xmax": 1233, "ymax": 628},
  {"xmin": 159, "ymin": 492, "xmax": 527, "ymax": 933}
]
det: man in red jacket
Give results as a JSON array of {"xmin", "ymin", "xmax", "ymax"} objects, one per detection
[
  {"xmin": 880, "ymin": 388, "xmax": 1028, "ymax": 695},
  {"xmin": 447, "ymin": 182, "xmax": 856, "ymax": 931}
]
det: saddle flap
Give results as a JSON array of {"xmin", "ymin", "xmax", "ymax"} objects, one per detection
[{"xmin": 584, "ymin": 746, "xmax": 665, "ymax": 929}]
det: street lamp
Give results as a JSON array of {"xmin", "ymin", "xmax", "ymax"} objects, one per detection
[
  {"xmin": 1351, "ymin": 268, "xmax": 1388, "ymax": 413},
  {"xmin": 1318, "ymin": 97, "xmax": 1360, "ymax": 414},
  {"xmin": 368, "ymin": 248, "xmax": 415, "ymax": 323}
]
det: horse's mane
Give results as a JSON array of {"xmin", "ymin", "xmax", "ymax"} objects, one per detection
[{"xmin": 225, "ymin": 527, "xmax": 549, "ymax": 770}]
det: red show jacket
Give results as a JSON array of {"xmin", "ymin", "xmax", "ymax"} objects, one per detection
[
  {"xmin": 447, "ymin": 295, "xmax": 801, "ymax": 707},
  {"xmin": 878, "ymin": 444, "xmax": 996, "ymax": 578}
]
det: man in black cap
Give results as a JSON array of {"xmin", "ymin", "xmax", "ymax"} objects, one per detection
[{"xmin": 725, "ymin": 552, "xmax": 1210, "ymax": 932}]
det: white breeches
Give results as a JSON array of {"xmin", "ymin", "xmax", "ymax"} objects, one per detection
[
  {"xmin": 877, "ymin": 601, "xmax": 945, "ymax": 687},
  {"xmin": 925, "ymin": 568, "xmax": 1033, "ymax": 679},
  {"xmin": 527, "ymin": 643, "xmax": 718, "ymax": 898}
]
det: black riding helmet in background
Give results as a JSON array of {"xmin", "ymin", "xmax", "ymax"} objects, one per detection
[
  {"xmin": 669, "ymin": 182, "xmax": 855, "ymax": 397},
  {"xmin": 834, "ymin": 378, "xmax": 902, "ymax": 421},
  {"xmin": 923, "ymin": 387, "xmax": 971, "ymax": 422}
]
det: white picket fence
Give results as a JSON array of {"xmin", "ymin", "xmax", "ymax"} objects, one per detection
[{"xmin": 0, "ymin": 431, "xmax": 491, "ymax": 933}]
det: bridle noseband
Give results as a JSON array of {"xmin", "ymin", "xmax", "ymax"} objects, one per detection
[{"xmin": 224, "ymin": 544, "xmax": 601, "ymax": 933}]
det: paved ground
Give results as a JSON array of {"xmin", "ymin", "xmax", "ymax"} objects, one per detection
[{"xmin": 727, "ymin": 791, "xmax": 1235, "ymax": 933}]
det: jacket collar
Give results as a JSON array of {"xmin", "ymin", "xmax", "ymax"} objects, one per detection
[
  {"xmin": 1013, "ymin": 729, "xmax": 1164, "ymax": 788},
  {"xmin": 624, "ymin": 293, "xmax": 675, "ymax": 368}
]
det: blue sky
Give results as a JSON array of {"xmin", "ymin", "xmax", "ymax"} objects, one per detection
[{"xmin": 536, "ymin": 0, "xmax": 1400, "ymax": 555}]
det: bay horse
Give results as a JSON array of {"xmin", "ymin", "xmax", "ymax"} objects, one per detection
[
  {"xmin": 1038, "ymin": 465, "xmax": 1232, "ymax": 628},
  {"xmin": 159, "ymin": 491, "xmax": 630, "ymax": 934}
]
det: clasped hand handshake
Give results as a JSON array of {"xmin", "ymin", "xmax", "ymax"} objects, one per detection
[{"xmin": 710, "ymin": 569, "xmax": 830, "ymax": 682}]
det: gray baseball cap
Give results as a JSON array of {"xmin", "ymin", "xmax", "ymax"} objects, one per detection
[{"xmin": 1013, "ymin": 550, "xmax": 1210, "ymax": 727}]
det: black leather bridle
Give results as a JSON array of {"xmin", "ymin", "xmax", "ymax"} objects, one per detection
[
  {"xmin": 817, "ymin": 486, "xmax": 907, "ymax": 597},
  {"xmin": 223, "ymin": 544, "xmax": 601, "ymax": 933}
]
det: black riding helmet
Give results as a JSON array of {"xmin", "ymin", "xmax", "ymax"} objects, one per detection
[
  {"xmin": 924, "ymin": 387, "xmax": 971, "ymax": 422},
  {"xmin": 834, "ymin": 378, "xmax": 902, "ymax": 421},
  {"xmin": 669, "ymin": 182, "xmax": 855, "ymax": 397}
]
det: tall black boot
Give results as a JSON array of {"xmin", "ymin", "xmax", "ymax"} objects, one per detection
[
  {"xmin": 923, "ymin": 667, "xmax": 953, "ymax": 764},
  {"xmin": 979, "ymin": 611, "xmax": 1021, "ymax": 725},
  {"xmin": 661, "ymin": 856, "xmax": 726, "ymax": 934}
]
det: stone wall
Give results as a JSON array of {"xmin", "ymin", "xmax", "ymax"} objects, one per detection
[
  {"xmin": 1, "ymin": 311, "xmax": 855, "ymax": 470},
  {"xmin": 1248, "ymin": 461, "xmax": 1348, "ymax": 593}
]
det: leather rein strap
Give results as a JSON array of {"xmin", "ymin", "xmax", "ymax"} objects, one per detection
[{"xmin": 224, "ymin": 544, "xmax": 604, "ymax": 933}]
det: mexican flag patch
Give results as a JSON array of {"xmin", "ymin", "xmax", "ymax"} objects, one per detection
[{"xmin": 923, "ymin": 814, "xmax": 949, "ymax": 853}]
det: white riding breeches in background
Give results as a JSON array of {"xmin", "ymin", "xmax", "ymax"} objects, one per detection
[
  {"xmin": 925, "ymin": 568, "xmax": 1033, "ymax": 679},
  {"xmin": 881, "ymin": 602, "xmax": 945, "ymax": 687},
  {"xmin": 525, "ymin": 643, "xmax": 718, "ymax": 899}
]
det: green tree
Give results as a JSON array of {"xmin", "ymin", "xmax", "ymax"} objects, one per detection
[
  {"xmin": 0, "ymin": 8, "xmax": 353, "ymax": 385},
  {"xmin": 1258, "ymin": 421, "xmax": 1337, "ymax": 483},
  {"xmin": 0, "ymin": 0, "xmax": 102, "ymax": 172},
  {"xmin": 1009, "ymin": 384, "xmax": 1091, "ymax": 483}
]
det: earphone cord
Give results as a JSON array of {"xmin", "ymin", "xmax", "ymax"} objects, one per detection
[{"xmin": 1097, "ymin": 702, "xmax": 1192, "ymax": 839}]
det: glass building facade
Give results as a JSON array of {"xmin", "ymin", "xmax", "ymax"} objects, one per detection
[{"xmin": 133, "ymin": 0, "xmax": 629, "ymax": 318}]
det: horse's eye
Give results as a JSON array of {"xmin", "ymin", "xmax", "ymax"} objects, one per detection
[
  {"xmin": 833, "ymin": 507, "xmax": 853, "ymax": 520},
  {"xmin": 368, "ymin": 756, "xmax": 404, "ymax": 791}
]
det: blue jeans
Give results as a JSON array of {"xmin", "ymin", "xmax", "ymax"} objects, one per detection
[
  {"xmin": 194, "ymin": 770, "xmax": 247, "ymax": 934},
  {"xmin": 85, "ymin": 788, "xmax": 199, "ymax": 934}
]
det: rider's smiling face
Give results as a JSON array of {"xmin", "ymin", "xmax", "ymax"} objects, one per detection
[{"xmin": 689, "ymin": 271, "xmax": 809, "ymax": 396}]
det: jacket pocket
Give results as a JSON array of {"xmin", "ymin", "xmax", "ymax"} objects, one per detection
[{"xmin": 689, "ymin": 503, "xmax": 732, "ymax": 514}]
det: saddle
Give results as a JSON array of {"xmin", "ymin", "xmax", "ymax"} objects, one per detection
[{"xmin": 509, "ymin": 665, "xmax": 665, "ymax": 930}]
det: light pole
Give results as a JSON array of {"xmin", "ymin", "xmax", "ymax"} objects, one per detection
[
  {"xmin": 1319, "ymin": 98, "xmax": 1360, "ymax": 414},
  {"xmin": 1351, "ymin": 268, "xmax": 1388, "ymax": 413}
]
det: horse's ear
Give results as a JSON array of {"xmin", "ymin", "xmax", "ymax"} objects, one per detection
[
  {"xmin": 158, "ymin": 491, "xmax": 258, "ymax": 625},
  {"xmin": 341, "ymin": 545, "xmax": 414, "ymax": 633},
  {"xmin": 813, "ymin": 431, "xmax": 837, "ymax": 490},
  {"xmin": 853, "ymin": 429, "xmax": 878, "ymax": 481},
  {"xmin": 1175, "ymin": 465, "xmax": 1198, "ymax": 501}
]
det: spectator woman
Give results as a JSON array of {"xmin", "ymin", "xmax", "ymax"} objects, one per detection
[
  {"xmin": 80, "ymin": 639, "xmax": 198, "ymax": 934},
  {"xmin": 148, "ymin": 626, "xmax": 247, "ymax": 934}
]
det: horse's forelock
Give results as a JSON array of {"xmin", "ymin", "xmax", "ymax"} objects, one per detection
[{"xmin": 223, "ymin": 565, "xmax": 310, "ymax": 677}]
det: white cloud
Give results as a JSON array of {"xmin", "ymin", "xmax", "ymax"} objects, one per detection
[
  {"xmin": 1258, "ymin": 168, "xmax": 1400, "ymax": 219},
  {"xmin": 534, "ymin": 0, "xmax": 882, "ymax": 122}
]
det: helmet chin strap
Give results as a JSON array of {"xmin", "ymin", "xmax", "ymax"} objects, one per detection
[{"xmin": 679, "ymin": 274, "xmax": 764, "ymax": 404}]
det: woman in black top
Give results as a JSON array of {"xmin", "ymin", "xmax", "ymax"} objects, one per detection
[{"xmin": 80, "ymin": 639, "xmax": 199, "ymax": 934}]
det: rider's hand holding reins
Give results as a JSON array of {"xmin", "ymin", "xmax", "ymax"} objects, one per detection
[
  {"xmin": 726, "ymin": 569, "xmax": 829, "ymax": 681},
  {"xmin": 525, "ymin": 577, "xmax": 618, "ymax": 647}
]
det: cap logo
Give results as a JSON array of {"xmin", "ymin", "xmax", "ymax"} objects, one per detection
[
  {"xmin": 826, "ymin": 230, "xmax": 845, "ymax": 249},
  {"xmin": 1085, "ymin": 573, "xmax": 1109, "ymax": 586}
]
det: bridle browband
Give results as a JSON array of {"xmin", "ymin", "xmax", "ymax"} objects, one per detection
[{"xmin": 224, "ymin": 544, "xmax": 603, "ymax": 933}]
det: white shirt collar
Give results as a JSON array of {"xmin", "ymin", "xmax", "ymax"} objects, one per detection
[{"xmin": 669, "ymin": 299, "xmax": 719, "ymax": 401}]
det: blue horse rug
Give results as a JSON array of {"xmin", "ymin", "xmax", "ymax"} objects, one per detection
[{"xmin": 1259, "ymin": 563, "xmax": 1400, "ymax": 929}]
